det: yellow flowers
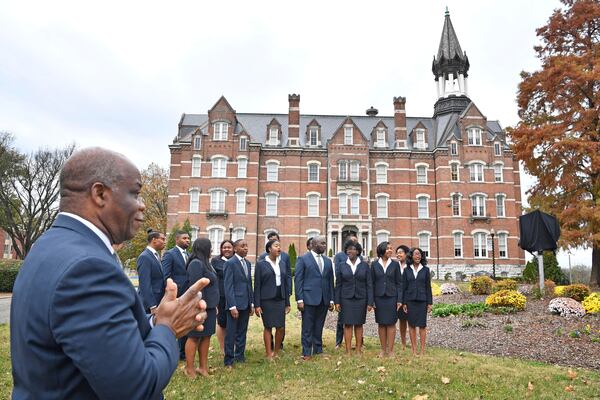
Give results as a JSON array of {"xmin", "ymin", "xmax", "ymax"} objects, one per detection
[
  {"xmin": 554, "ymin": 286, "xmax": 566, "ymax": 296},
  {"xmin": 431, "ymin": 282, "xmax": 442, "ymax": 296},
  {"xmin": 582, "ymin": 293, "xmax": 600, "ymax": 314},
  {"xmin": 485, "ymin": 290, "xmax": 527, "ymax": 310}
]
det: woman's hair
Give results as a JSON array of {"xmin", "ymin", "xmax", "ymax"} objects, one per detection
[
  {"xmin": 219, "ymin": 239, "xmax": 235, "ymax": 257},
  {"xmin": 395, "ymin": 244, "xmax": 410, "ymax": 255},
  {"xmin": 344, "ymin": 240, "xmax": 363, "ymax": 256},
  {"xmin": 265, "ymin": 239, "xmax": 279, "ymax": 254},
  {"xmin": 188, "ymin": 238, "xmax": 213, "ymax": 271},
  {"xmin": 408, "ymin": 247, "xmax": 428, "ymax": 266},
  {"xmin": 376, "ymin": 241, "xmax": 390, "ymax": 258}
]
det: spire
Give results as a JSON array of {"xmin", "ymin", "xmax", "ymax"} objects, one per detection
[{"xmin": 434, "ymin": 8, "xmax": 469, "ymax": 73}]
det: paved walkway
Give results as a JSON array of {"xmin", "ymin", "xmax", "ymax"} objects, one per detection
[{"xmin": 0, "ymin": 297, "xmax": 10, "ymax": 324}]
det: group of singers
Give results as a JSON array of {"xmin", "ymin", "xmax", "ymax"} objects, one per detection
[{"xmin": 137, "ymin": 229, "xmax": 433, "ymax": 379}]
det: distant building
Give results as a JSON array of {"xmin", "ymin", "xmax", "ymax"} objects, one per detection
[
  {"xmin": 0, "ymin": 229, "xmax": 17, "ymax": 260},
  {"xmin": 167, "ymin": 11, "xmax": 525, "ymax": 278}
]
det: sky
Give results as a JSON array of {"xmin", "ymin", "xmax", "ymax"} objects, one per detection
[{"xmin": 0, "ymin": 0, "xmax": 592, "ymax": 268}]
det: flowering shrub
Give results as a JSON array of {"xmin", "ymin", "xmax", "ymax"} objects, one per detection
[
  {"xmin": 554, "ymin": 286, "xmax": 567, "ymax": 296},
  {"xmin": 440, "ymin": 283, "xmax": 461, "ymax": 295},
  {"xmin": 470, "ymin": 276, "xmax": 495, "ymax": 295},
  {"xmin": 562, "ymin": 284, "xmax": 591, "ymax": 302},
  {"xmin": 548, "ymin": 297, "xmax": 585, "ymax": 318},
  {"xmin": 582, "ymin": 293, "xmax": 600, "ymax": 314},
  {"xmin": 485, "ymin": 290, "xmax": 526, "ymax": 310},
  {"xmin": 431, "ymin": 282, "xmax": 441, "ymax": 296},
  {"xmin": 543, "ymin": 279, "xmax": 556, "ymax": 297},
  {"xmin": 494, "ymin": 279, "xmax": 517, "ymax": 292}
]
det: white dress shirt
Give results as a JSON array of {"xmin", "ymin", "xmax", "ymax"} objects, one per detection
[
  {"xmin": 146, "ymin": 246, "xmax": 161, "ymax": 262},
  {"xmin": 175, "ymin": 245, "xmax": 188, "ymax": 262},
  {"xmin": 59, "ymin": 212, "xmax": 114, "ymax": 255},
  {"xmin": 378, "ymin": 257, "xmax": 392, "ymax": 272},
  {"xmin": 410, "ymin": 263, "xmax": 423, "ymax": 278},
  {"xmin": 346, "ymin": 257, "xmax": 361, "ymax": 275},
  {"xmin": 265, "ymin": 255, "xmax": 282, "ymax": 286}
]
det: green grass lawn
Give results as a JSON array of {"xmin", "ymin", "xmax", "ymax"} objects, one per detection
[{"xmin": 2, "ymin": 304, "xmax": 599, "ymax": 399}]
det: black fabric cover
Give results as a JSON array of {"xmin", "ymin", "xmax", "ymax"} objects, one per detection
[{"xmin": 518, "ymin": 210, "xmax": 561, "ymax": 253}]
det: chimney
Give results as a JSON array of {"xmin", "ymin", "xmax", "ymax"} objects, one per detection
[
  {"xmin": 393, "ymin": 96, "xmax": 407, "ymax": 149},
  {"xmin": 288, "ymin": 94, "xmax": 300, "ymax": 147}
]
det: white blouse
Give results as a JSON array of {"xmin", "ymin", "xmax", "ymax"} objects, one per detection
[
  {"xmin": 266, "ymin": 256, "xmax": 282, "ymax": 286},
  {"xmin": 378, "ymin": 257, "xmax": 392, "ymax": 272},
  {"xmin": 346, "ymin": 257, "xmax": 361, "ymax": 275}
]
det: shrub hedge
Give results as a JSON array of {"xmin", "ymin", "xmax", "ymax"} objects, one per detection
[
  {"xmin": 470, "ymin": 276, "xmax": 495, "ymax": 295},
  {"xmin": 561, "ymin": 284, "xmax": 591, "ymax": 302},
  {"xmin": 485, "ymin": 290, "xmax": 527, "ymax": 310},
  {"xmin": 0, "ymin": 259, "xmax": 23, "ymax": 292},
  {"xmin": 494, "ymin": 279, "xmax": 517, "ymax": 292}
]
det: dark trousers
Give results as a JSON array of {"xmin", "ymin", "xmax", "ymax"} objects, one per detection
[
  {"xmin": 335, "ymin": 308, "xmax": 344, "ymax": 346},
  {"xmin": 224, "ymin": 308, "xmax": 250, "ymax": 366},
  {"xmin": 301, "ymin": 301, "xmax": 328, "ymax": 356},
  {"xmin": 178, "ymin": 335, "xmax": 187, "ymax": 360}
]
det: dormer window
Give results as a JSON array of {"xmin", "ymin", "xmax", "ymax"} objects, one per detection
[
  {"xmin": 193, "ymin": 135, "xmax": 202, "ymax": 150},
  {"xmin": 213, "ymin": 122, "xmax": 228, "ymax": 141},
  {"xmin": 239, "ymin": 136, "xmax": 248, "ymax": 151},
  {"xmin": 344, "ymin": 127, "xmax": 353, "ymax": 145},
  {"xmin": 467, "ymin": 127, "xmax": 483, "ymax": 146},
  {"xmin": 375, "ymin": 128, "xmax": 387, "ymax": 147},
  {"xmin": 309, "ymin": 127, "xmax": 319, "ymax": 146},
  {"xmin": 494, "ymin": 142, "xmax": 502, "ymax": 156},
  {"xmin": 450, "ymin": 142, "xmax": 458, "ymax": 155},
  {"xmin": 268, "ymin": 127, "xmax": 280, "ymax": 146},
  {"xmin": 415, "ymin": 129, "xmax": 426, "ymax": 149}
]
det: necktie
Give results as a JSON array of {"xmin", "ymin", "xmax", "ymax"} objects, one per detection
[
  {"xmin": 154, "ymin": 252, "xmax": 160, "ymax": 263},
  {"xmin": 182, "ymin": 251, "xmax": 188, "ymax": 263},
  {"xmin": 317, "ymin": 255, "xmax": 323, "ymax": 275},
  {"xmin": 241, "ymin": 258, "xmax": 248, "ymax": 278}
]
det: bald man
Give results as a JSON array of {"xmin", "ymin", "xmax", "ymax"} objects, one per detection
[{"xmin": 10, "ymin": 147, "xmax": 209, "ymax": 399}]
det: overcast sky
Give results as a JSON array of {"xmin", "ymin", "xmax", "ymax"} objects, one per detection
[{"xmin": 0, "ymin": 0, "xmax": 591, "ymax": 267}]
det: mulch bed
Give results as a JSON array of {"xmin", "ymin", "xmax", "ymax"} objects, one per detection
[{"xmin": 324, "ymin": 294, "xmax": 600, "ymax": 371}]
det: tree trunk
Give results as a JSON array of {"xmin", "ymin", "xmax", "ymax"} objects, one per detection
[{"xmin": 591, "ymin": 246, "xmax": 600, "ymax": 288}]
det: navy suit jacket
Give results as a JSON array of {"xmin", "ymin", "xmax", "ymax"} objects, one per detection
[
  {"xmin": 211, "ymin": 256, "xmax": 228, "ymax": 300},
  {"xmin": 254, "ymin": 259, "xmax": 291, "ymax": 308},
  {"xmin": 257, "ymin": 251, "xmax": 292, "ymax": 295},
  {"xmin": 400, "ymin": 265, "xmax": 433, "ymax": 305},
  {"xmin": 161, "ymin": 247, "xmax": 189, "ymax": 297},
  {"xmin": 334, "ymin": 261, "xmax": 374, "ymax": 305},
  {"xmin": 137, "ymin": 248, "xmax": 166, "ymax": 311},
  {"xmin": 187, "ymin": 259, "xmax": 219, "ymax": 309},
  {"xmin": 371, "ymin": 259, "xmax": 402, "ymax": 299},
  {"xmin": 294, "ymin": 252, "xmax": 334, "ymax": 306},
  {"xmin": 10, "ymin": 214, "xmax": 178, "ymax": 399},
  {"xmin": 223, "ymin": 256, "xmax": 253, "ymax": 311}
]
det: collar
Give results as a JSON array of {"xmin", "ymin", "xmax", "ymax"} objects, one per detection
[
  {"xmin": 378, "ymin": 257, "xmax": 392, "ymax": 269},
  {"xmin": 221, "ymin": 256, "xmax": 229, "ymax": 261},
  {"xmin": 310, "ymin": 250, "xmax": 322, "ymax": 258},
  {"xmin": 266, "ymin": 255, "xmax": 281, "ymax": 268},
  {"xmin": 175, "ymin": 245, "xmax": 187, "ymax": 254},
  {"xmin": 146, "ymin": 246, "xmax": 159, "ymax": 257},
  {"xmin": 59, "ymin": 212, "xmax": 114, "ymax": 254},
  {"xmin": 235, "ymin": 254, "xmax": 245, "ymax": 262},
  {"xmin": 411, "ymin": 264, "xmax": 423, "ymax": 275},
  {"xmin": 346, "ymin": 257, "xmax": 361, "ymax": 268}
]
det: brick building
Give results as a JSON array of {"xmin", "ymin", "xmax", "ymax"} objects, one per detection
[{"xmin": 167, "ymin": 11, "xmax": 526, "ymax": 278}]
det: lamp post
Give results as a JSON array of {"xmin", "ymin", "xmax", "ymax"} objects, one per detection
[
  {"xmin": 229, "ymin": 223, "xmax": 234, "ymax": 240},
  {"xmin": 490, "ymin": 228, "xmax": 496, "ymax": 279}
]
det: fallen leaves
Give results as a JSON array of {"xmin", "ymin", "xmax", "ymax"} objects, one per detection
[
  {"xmin": 527, "ymin": 381, "xmax": 534, "ymax": 391},
  {"xmin": 567, "ymin": 368, "xmax": 577, "ymax": 380},
  {"xmin": 357, "ymin": 379, "xmax": 366, "ymax": 385},
  {"xmin": 412, "ymin": 395, "xmax": 428, "ymax": 400},
  {"xmin": 564, "ymin": 385, "xmax": 574, "ymax": 392},
  {"xmin": 377, "ymin": 366, "xmax": 386, "ymax": 373},
  {"xmin": 441, "ymin": 376, "xmax": 450, "ymax": 385}
]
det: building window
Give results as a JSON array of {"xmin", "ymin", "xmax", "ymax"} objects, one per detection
[
  {"xmin": 415, "ymin": 129, "xmax": 426, "ymax": 149},
  {"xmin": 239, "ymin": 136, "xmax": 248, "ymax": 151},
  {"xmin": 307, "ymin": 194, "xmax": 319, "ymax": 217},
  {"xmin": 473, "ymin": 232, "xmax": 488, "ymax": 258},
  {"xmin": 376, "ymin": 232, "xmax": 389, "ymax": 244},
  {"xmin": 451, "ymin": 163, "xmax": 459, "ymax": 181},
  {"xmin": 189, "ymin": 190, "xmax": 199, "ymax": 213},
  {"xmin": 376, "ymin": 164, "xmax": 387, "ymax": 184},
  {"xmin": 454, "ymin": 233, "xmax": 463, "ymax": 257},
  {"xmin": 417, "ymin": 196, "xmax": 429, "ymax": 219},
  {"xmin": 339, "ymin": 193, "xmax": 348, "ymax": 215},
  {"xmin": 467, "ymin": 127, "xmax": 482, "ymax": 146},
  {"xmin": 494, "ymin": 164, "xmax": 503, "ymax": 182},
  {"xmin": 210, "ymin": 190, "xmax": 226, "ymax": 213},
  {"xmin": 309, "ymin": 128, "xmax": 319, "ymax": 146},
  {"xmin": 338, "ymin": 161, "xmax": 348, "ymax": 181},
  {"xmin": 494, "ymin": 142, "xmax": 502, "ymax": 156},
  {"xmin": 376, "ymin": 195, "xmax": 388, "ymax": 218},
  {"xmin": 191, "ymin": 157, "xmax": 201, "ymax": 177},
  {"xmin": 375, "ymin": 129, "xmax": 386, "ymax": 147},
  {"xmin": 496, "ymin": 194, "xmax": 506, "ymax": 217},
  {"xmin": 237, "ymin": 158, "xmax": 247, "ymax": 178},
  {"xmin": 450, "ymin": 142, "xmax": 458, "ymax": 155},
  {"xmin": 236, "ymin": 190, "xmax": 246, "ymax": 214},
  {"xmin": 416, "ymin": 165, "xmax": 427, "ymax": 184},
  {"xmin": 418, "ymin": 233, "xmax": 430, "ymax": 257},
  {"xmin": 190, "ymin": 226, "xmax": 199, "ymax": 241},
  {"xmin": 266, "ymin": 162, "xmax": 279, "ymax": 182},
  {"xmin": 452, "ymin": 194, "xmax": 461, "ymax": 216},
  {"xmin": 344, "ymin": 127, "xmax": 353, "ymax": 145},
  {"xmin": 213, "ymin": 122, "xmax": 228, "ymax": 141},
  {"xmin": 268, "ymin": 127, "xmax": 279, "ymax": 146},
  {"xmin": 266, "ymin": 193, "xmax": 278, "ymax": 216},
  {"xmin": 472, "ymin": 195, "xmax": 486, "ymax": 217},
  {"xmin": 350, "ymin": 193, "xmax": 359, "ymax": 215},
  {"xmin": 350, "ymin": 161, "xmax": 359, "ymax": 181},
  {"xmin": 208, "ymin": 227, "xmax": 224, "ymax": 255},
  {"xmin": 232, "ymin": 228, "xmax": 245, "ymax": 241},
  {"xmin": 307, "ymin": 230, "xmax": 320, "ymax": 239},
  {"xmin": 3, "ymin": 239, "xmax": 12, "ymax": 259},
  {"xmin": 211, "ymin": 157, "xmax": 227, "ymax": 178},
  {"xmin": 498, "ymin": 233, "xmax": 508, "ymax": 258},
  {"xmin": 193, "ymin": 135, "xmax": 201, "ymax": 150},
  {"xmin": 308, "ymin": 163, "xmax": 319, "ymax": 182},
  {"xmin": 469, "ymin": 163, "xmax": 484, "ymax": 182}
]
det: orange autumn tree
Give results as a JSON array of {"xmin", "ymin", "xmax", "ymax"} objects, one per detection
[{"xmin": 509, "ymin": 0, "xmax": 600, "ymax": 286}]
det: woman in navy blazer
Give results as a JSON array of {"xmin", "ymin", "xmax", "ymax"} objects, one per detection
[
  {"xmin": 185, "ymin": 238, "xmax": 219, "ymax": 378},
  {"xmin": 395, "ymin": 244, "xmax": 410, "ymax": 350},
  {"xmin": 371, "ymin": 241, "xmax": 402, "ymax": 357},
  {"xmin": 400, "ymin": 247, "xmax": 433, "ymax": 356},
  {"xmin": 335, "ymin": 241, "xmax": 373, "ymax": 355},
  {"xmin": 254, "ymin": 239, "xmax": 291, "ymax": 358},
  {"xmin": 211, "ymin": 239, "xmax": 235, "ymax": 355}
]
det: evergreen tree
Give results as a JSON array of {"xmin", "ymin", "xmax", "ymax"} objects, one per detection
[
  {"xmin": 522, "ymin": 251, "xmax": 569, "ymax": 284},
  {"xmin": 288, "ymin": 243, "xmax": 297, "ymax": 276},
  {"xmin": 166, "ymin": 223, "xmax": 181, "ymax": 250}
]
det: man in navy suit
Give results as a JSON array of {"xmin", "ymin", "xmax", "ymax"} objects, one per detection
[
  {"xmin": 294, "ymin": 236, "xmax": 334, "ymax": 359},
  {"xmin": 137, "ymin": 229, "xmax": 167, "ymax": 313},
  {"xmin": 162, "ymin": 230, "xmax": 191, "ymax": 359},
  {"xmin": 10, "ymin": 147, "xmax": 208, "ymax": 399},
  {"xmin": 223, "ymin": 239, "xmax": 254, "ymax": 367}
]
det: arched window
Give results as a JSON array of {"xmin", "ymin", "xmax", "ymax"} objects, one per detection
[
  {"xmin": 266, "ymin": 161, "xmax": 279, "ymax": 182},
  {"xmin": 350, "ymin": 193, "xmax": 359, "ymax": 215},
  {"xmin": 213, "ymin": 122, "xmax": 228, "ymax": 141},
  {"xmin": 191, "ymin": 156, "xmax": 201, "ymax": 177},
  {"xmin": 469, "ymin": 162, "xmax": 485, "ymax": 182},
  {"xmin": 376, "ymin": 194, "xmax": 388, "ymax": 218},
  {"xmin": 211, "ymin": 156, "xmax": 227, "ymax": 178},
  {"xmin": 416, "ymin": 165, "xmax": 427, "ymax": 184},
  {"xmin": 494, "ymin": 163, "xmax": 504, "ymax": 182},
  {"xmin": 418, "ymin": 232, "xmax": 430, "ymax": 257},
  {"xmin": 210, "ymin": 189, "xmax": 226, "ymax": 213},
  {"xmin": 450, "ymin": 162, "xmax": 460, "ymax": 181},
  {"xmin": 376, "ymin": 231, "xmax": 389, "ymax": 244},
  {"xmin": 453, "ymin": 232, "xmax": 463, "ymax": 258},
  {"xmin": 307, "ymin": 162, "xmax": 320, "ymax": 182},
  {"xmin": 473, "ymin": 232, "xmax": 488, "ymax": 258},
  {"xmin": 496, "ymin": 194, "xmax": 506, "ymax": 217},
  {"xmin": 467, "ymin": 127, "xmax": 482, "ymax": 146},
  {"xmin": 451, "ymin": 193, "xmax": 461, "ymax": 216},
  {"xmin": 266, "ymin": 193, "xmax": 278, "ymax": 216},
  {"xmin": 232, "ymin": 227, "xmax": 246, "ymax": 241},
  {"xmin": 498, "ymin": 233, "xmax": 508, "ymax": 258},
  {"xmin": 376, "ymin": 163, "xmax": 388, "ymax": 184},
  {"xmin": 236, "ymin": 189, "xmax": 246, "ymax": 214},
  {"xmin": 471, "ymin": 194, "xmax": 486, "ymax": 217},
  {"xmin": 189, "ymin": 189, "xmax": 199, "ymax": 213},
  {"xmin": 307, "ymin": 193, "xmax": 320, "ymax": 217},
  {"xmin": 417, "ymin": 195, "xmax": 429, "ymax": 219},
  {"xmin": 237, "ymin": 157, "xmax": 248, "ymax": 178},
  {"xmin": 208, "ymin": 227, "xmax": 224, "ymax": 255},
  {"xmin": 339, "ymin": 193, "xmax": 348, "ymax": 215}
]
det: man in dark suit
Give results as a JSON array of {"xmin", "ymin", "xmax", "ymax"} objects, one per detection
[
  {"xmin": 162, "ymin": 230, "xmax": 191, "ymax": 359},
  {"xmin": 10, "ymin": 147, "xmax": 208, "ymax": 399},
  {"xmin": 223, "ymin": 239, "xmax": 254, "ymax": 367},
  {"xmin": 137, "ymin": 229, "xmax": 167, "ymax": 313},
  {"xmin": 294, "ymin": 235, "xmax": 334, "ymax": 359},
  {"xmin": 333, "ymin": 235, "xmax": 358, "ymax": 348}
]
